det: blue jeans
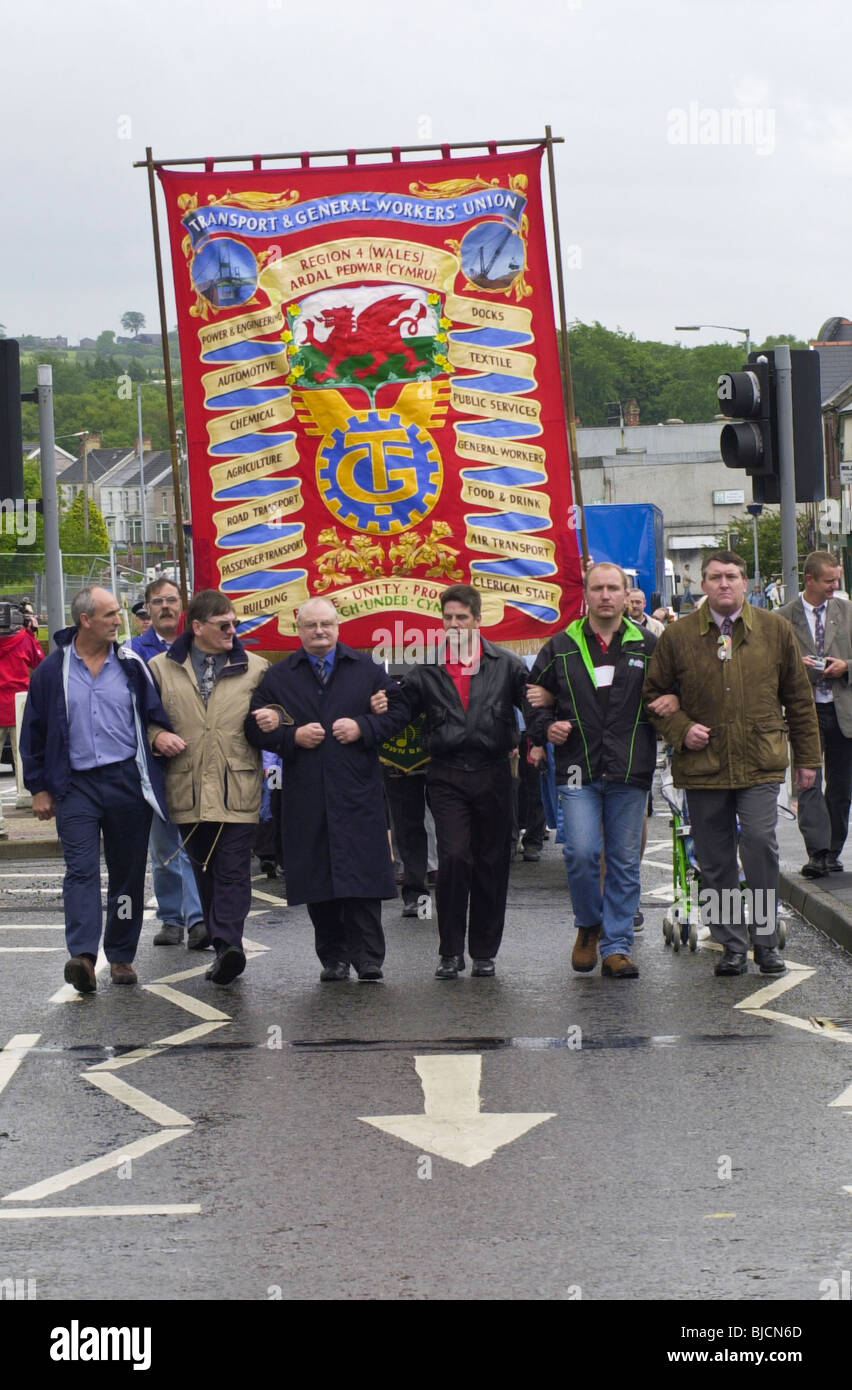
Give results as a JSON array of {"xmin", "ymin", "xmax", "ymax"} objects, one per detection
[
  {"xmin": 558, "ymin": 779, "xmax": 647, "ymax": 959},
  {"xmin": 149, "ymin": 811, "xmax": 204, "ymax": 928}
]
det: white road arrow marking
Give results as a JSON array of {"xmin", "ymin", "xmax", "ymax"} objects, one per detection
[{"xmin": 360, "ymin": 1055, "xmax": 555, "ymax": 1168}]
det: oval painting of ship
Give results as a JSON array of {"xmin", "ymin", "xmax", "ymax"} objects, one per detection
[
  {"xmin": 460, "ymin": 222, "xmax": 525, "ymax": 291},
  {"xmin": 192, "ymin": 238, "xmax": 258, "ymax": 309}
]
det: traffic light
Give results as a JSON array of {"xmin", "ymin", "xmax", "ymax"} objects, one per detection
[
  {"xmin": 717, "ymin": 349, "xmax": 825, "ymax": 505},
  {"xmin": 0, "ymin": 340, "xmax": 24, "ymax": 500},
  {"xmin": 717, "ymin": 359, "xmax": 776, "ymax": 478}
]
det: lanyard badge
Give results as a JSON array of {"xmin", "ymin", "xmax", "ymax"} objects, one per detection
[{"xmin": 717, "ymin": 634, "xmax": 732, "ymax": 661}]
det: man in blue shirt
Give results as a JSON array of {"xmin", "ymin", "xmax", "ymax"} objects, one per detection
[
  {"xmin": 21, "ymin": 587, "xmax": 170, "ymax": 993},
  {"xmin": 131, "ymin": 578, "xmax": 207, "ymax": 949}
]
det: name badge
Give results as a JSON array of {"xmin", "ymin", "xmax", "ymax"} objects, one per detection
[{"xmin": 594, "ymin": 665, "xmax": 615, "ymax": 688}]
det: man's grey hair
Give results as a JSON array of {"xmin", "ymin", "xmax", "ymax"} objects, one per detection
[{"xmin": 71, "ymin": 587, "xmax": 98, "ymax": 626}]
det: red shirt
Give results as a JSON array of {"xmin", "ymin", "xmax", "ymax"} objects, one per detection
[
  {"xmin": 443, "ymin": 632, "xmax": 481, "ymax": 711},
  {"xmin": 0, "ymin": 627, "xmax": 44, "ymax": 725}
]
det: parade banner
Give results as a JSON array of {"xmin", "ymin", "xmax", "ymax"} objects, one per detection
[{"xmin": 158, "ymin": 147, "xmax": 583, "ymax": 647}]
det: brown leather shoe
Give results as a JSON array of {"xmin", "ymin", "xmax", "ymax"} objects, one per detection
[
  {"xmin": 109, "ymin": 962, "xmax": 138, "ymax": 985},
  {"xmin": 602, "ymin": 953, "xmax": 639, "ymax": 979},
  {"xmin": 571, "ymin": 926, "xmax": 602, "ymax": 973},
  {"xmin": 64, "ymin": 956, "xmax": 97, "ymax": 993}
]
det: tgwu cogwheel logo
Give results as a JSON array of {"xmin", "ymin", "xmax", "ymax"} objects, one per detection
[{"xmin": 317, "ymin": 410, "xmax": 442, "ymax": 534}]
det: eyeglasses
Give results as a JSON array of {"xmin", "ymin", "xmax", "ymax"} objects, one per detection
[
  {"xmin": 300, "ymin": 620, "xmax": 337, "ymax": 630},
  {"xmin": 205, "ymin": 619, "xmax": 237, "ymax": 632},
  {"xmin": 148, "ymin": 596, "xmax": 178, "ymax": 607}
]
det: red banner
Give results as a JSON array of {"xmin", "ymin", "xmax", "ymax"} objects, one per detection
[{"xmin": 158, "ymin": 146, "xmax": 582, "ymax": 647}]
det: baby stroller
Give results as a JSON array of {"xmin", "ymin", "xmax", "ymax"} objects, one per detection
[
  {"xmin": 659, "ymin": 759, "xmax": 787, "ymax": 952},
  {"xmin": 660, "ymin": 765, "xmax": 702, "ymax": 952}
]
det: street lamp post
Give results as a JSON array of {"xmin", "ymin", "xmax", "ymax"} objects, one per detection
[
  {"xmin": 675, "ymin": 323, "xmax": 751, "ymax": 359},
  {"xmin": 136, "ymin": 385, "xmax": 147, "ymax": 578}
]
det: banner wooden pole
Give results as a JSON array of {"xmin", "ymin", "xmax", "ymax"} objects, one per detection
[
  {"xmin": 544, "ymin": 125, "xmax": 588, "ymax": 569},
  {"xmin": 144, "ymin": 146, "xmax": 189, "ymax": 609}
]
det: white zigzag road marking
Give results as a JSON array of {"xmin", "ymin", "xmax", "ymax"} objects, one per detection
[
  {"xmin": 2, "ymin": 1129, "xmax": 191, "ymax": 1202},
  {"xmin": 143, "ymin": 983, "xmax": 231, "ymax": 1021},
  {"xmin": 84, "ymin": 1072, "xmax": 194, "ymax": 1127},
  {"xmin": 0, "ymin": 1034, "xmax": 40, "ymax": 1097}
]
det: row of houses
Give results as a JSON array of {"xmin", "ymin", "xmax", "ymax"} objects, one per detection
[{"xmin": 24, "ymin": 437, "xmax": 181, "ymax": 551}]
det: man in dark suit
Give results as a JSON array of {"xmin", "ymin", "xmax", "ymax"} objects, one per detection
[
  {"xmin": 777, "ymin": 550, "xmax": 852, "ymax": 878},
  {"xmin": 245, "ymin": 596, "xmax": 409, "ymax": 982}
]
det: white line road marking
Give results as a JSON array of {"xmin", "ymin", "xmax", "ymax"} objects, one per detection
[
  {"xmin": 0, "ymin": 924, "xmax": 65, "ymax": 930},
  {"xmin": 0, "ymin": 946, "xmax": 63, "ymax": 952},
  {"xmin": 735, "ymin": 968, "xmax": 816, "ymax": 1012},
  {"xmin": 49, "ymin": 948, "xmax": 108, "ymax": 1003},
  {"xmin": 241, "ymin": 937, "xmax": 270, "ymax": 953},
  {"xmin": 143, "ymin": 983, "xmax": 230, "ymax": 1021},
  {"xmin": 828, "ymin": 1082, "xmax": 852, "ymax": 1107},
  {"xmin": 0, "ymin": 1204, "xmax": 201, "ymax": 1219},
  {"xmin": 743, "ymin": 1008, "xmax": 852, "ymax": 1043},
  {"xmin": 0, "ymin": 872, "xmax": 106, "ymax": 879},
  {"xmin": 149, "ymin": 964, "xmax": 215, "ymax": 985},
  {"xmin": 360, "ymin": 1054, "xmax": 556, "ymax": 1169},
  {"xmin": 3, "ymin": 888, "xmax": 63, "ymax": 894},
  {"xmin": 0, "ymin": 1033, "xmax": 41, "ymax": 1097},
  {"xmin": 249, "ymin": 886, "xmax": 288, "ymax": 906},
  {"xmin": 86, "ymin": 1021, "xmax": 229, "ymax": 1072},
  {"xmin": 84, "ymin": 1072, "xmax": 194, "ymax": 1127},
  {"xmin": 2, "ymin": 1129, "xmax": 191, "ymax": 1202}
]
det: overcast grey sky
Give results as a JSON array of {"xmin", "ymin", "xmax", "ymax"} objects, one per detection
[{"xmin": 1, "ymin": 0, "xmax": 847, "ymax": 349}]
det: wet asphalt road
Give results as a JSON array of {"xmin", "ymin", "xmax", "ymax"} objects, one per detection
[{"xmin": 0, "ymin": 812, "xmax": 850, "ymax": 1304}]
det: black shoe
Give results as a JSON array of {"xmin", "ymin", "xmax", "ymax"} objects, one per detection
[
  {"xmin": 633, "ymin": 910, "xmax": 645, "ymax": 931},
  {"xmin": 825, "ymin": 854, "xmax": 844, "ymax": 873},
  {"xmin": 205, "ymin": 947, "xmax": 246, "ymax": 984},
  {"xmin": 471, "ymin": 958, "xmax": 496, "ymax": 977},
  {"xmin": 714, "ymin": 949, "xmax": 748, "ymax": 976},
  {"xmin": 401, "ymin": 901, "xmax": 419, "ymax": 918},
  {"xmin": 358, "ymin": 964, "xmax": 383, "ymax": 981},
  {"xmin": 187, "ymin": 923, "xmax": 212, "ymax": 950},
  {"xmin": 64, "ymin": 956, "xmax": 97, "ymax": 993},
  {"xmin": 435, "ymin": 955, "xmax": 464, "ymax": 979},
  {"xmin": 153, "ymin": 924, "xmax": 183, "ymax": 945},
  {"xmin": 522, "ymin": 847, "xmax": 541, "ymax": 862},
  {"xmin": 753, "ymin": 945, "xmax": 786, "ymax": 975},
  {"xmin": 259, "ymin": 858, "xmax": 277, "ymax": 879},
  {"xmin": 320, "ymin": 961, "xmax": 350, "ymax": 982},
  {"xmin": 800, "ymin": 853, "xmax": 829, "ymax": 879}
]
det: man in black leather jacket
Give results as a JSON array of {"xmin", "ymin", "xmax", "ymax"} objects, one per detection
[{"xmin": 402, "ymin": 585, "xmax": 529, "ymax": 980}]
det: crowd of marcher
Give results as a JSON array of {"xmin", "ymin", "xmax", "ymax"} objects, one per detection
[{"xmin": 15, "ymin": 546, "xmax": 845, "ymax": 992}]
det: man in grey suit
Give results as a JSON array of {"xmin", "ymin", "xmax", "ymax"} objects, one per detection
[{"xmin": 778, "ymin": 550, "xmax": 852, "ymax": 878}]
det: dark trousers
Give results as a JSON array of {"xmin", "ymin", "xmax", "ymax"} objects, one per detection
[
  {"xmin": 426, "ymin": 759, "xmax": 514, "ymax": 960},
  {"xmin": 384, "ymin": 769, "xmax": 428, "ymax": 905},
  {"xmin": 307, "ymin": 898, "xmax": 385, "ymax": 969},
  {"xmin": 55, "ymin": 759, "xmax": 152, "ymax": 962},
  {"xmin": 180, "ymin": 821, "xmax": 256, "ymax": 952},
  {"xmin": 513, "ymin": 734, "xmax": 548, "ymax": 849},
  {"xmin": 797, "ymin": 702, "xmax": 852, "ymax": 858},
  {"xmin": 686, "ymin": 784, "xmax": 780, "ymax": 951}
]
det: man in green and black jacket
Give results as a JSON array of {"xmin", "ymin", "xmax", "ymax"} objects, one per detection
[{"xmin": 528, "ymin": 562, "xmax": 658, "ymax": 979}]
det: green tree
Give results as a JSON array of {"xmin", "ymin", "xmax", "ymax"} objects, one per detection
[
  {"xmin": 121, "ymin": 311, "xmax": 146, "ymax": 337},
  {"xmin": 95, "ymin": 330, "xmax": 116, "ymax": 353},
  {"xmin": 58, "ymin": 491, "xmax": 110, "ymax": 558},
  {"xmin": 724, "ymin": 509, "xmax": 811, "ymax": 580}
]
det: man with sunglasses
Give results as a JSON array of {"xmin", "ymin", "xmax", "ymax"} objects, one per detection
[
  {"xmin": 130, "ymin": 577, "xmax": 206, "ymax": 949},
  {"xmin": 644, "ymin": 550, "xmax": 821, "ymax": 977},
  {"xmin": 148, "ymin": 589, "xmax": 269, "ymax": 985}
]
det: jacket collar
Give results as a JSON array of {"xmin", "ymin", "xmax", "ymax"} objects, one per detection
[
  {"xmin": 166, "ymin": 628, "xmax": 250, "ymax": 673},
  {"xmin": 55, "ymin": 625, "xmax": 138, "ymax": 664},
  {"xmin": 698, "ymin": 600, "xmax": 753, "ymax": 636},
  {"xmin": 292, "ymin": 641, "xmax": 356, "ymax": 666}
]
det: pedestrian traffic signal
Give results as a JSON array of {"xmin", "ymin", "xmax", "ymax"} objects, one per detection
[
  {"xmin": 0, "ymin": 340, "xmax": 24, "ymax": 500},
  {"xmin": 717, "ymin": 360, "xmax": 776, "ymax": 478}
]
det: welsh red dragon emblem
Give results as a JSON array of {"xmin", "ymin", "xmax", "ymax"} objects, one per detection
[{"xmin": 301, "ymin": 294, "xmax": 428, "ymax": 383}]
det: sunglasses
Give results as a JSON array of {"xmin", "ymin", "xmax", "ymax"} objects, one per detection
[{"xmin": 205, "ymin": 619, "xmax": 237, "ymax": 632}]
